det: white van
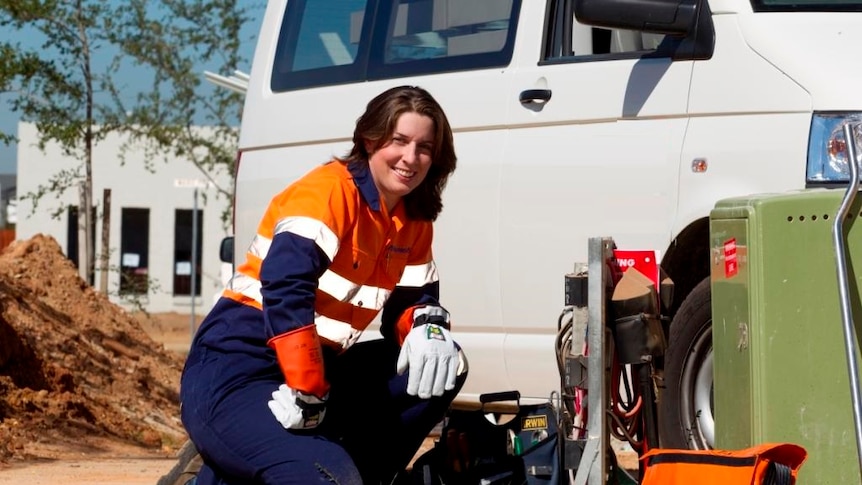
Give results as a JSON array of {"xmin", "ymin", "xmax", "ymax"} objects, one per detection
[{"xmin": 232, "ymin": 0, "xmax": 862, "ymax": 450}]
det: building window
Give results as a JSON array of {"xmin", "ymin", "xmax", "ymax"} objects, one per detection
[
  {"xmin": 173, "ymin": 208, "xmax": 203, "ymax": 296},
  {"xmin": 120, "ymin": 208, "xmax": 150, "ymax": 295}
]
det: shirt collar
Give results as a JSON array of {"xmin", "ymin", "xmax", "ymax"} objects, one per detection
[{"xmin": 348, "ymin": 161, "xmax": 382, "ymax": 212}]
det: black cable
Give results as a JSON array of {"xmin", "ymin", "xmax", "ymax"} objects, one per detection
[
  {"xmin": 606, "ymin": 408, "xmax": 641, "ymax": 445},
  {"xmin": 555, "ymin": 308, "xmax": 577, "ymax": 421}
]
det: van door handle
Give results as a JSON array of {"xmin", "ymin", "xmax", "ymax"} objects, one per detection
[{"xmin": 519, "ymin": 89, "xmax": 552, "ymax": 105}]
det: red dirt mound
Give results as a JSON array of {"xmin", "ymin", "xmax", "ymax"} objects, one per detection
[{"xmin": 0, "ymin": 234, "xmax": 185, "ymax": 462}]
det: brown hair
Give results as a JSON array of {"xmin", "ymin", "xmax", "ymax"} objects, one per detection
[{"xmin": 340, "ymin": 85, "xmax": 456, "ymax": 221}]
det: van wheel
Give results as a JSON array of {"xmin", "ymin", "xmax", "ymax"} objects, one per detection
[{"xmin": 659, "ymin": 277, "xmax": 714, "ymax": 450}]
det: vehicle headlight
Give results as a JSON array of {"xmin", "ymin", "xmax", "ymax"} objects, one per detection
[{"xmin": 807, "ymin": 113, "xmax": 862, "ymax": 184}]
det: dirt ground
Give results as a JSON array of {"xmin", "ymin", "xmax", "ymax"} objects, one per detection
[
  {"xmin": 0, "ymin": 235, "xmax": 193, "ymax": 484},
  {"xmin": 0, "ymin": 234, "xmax": 637, "ymax": 484}
]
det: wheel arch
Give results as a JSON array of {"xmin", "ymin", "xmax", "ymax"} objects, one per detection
[{"xmin": 661, "ymin": 217, "xmax": 711, "ymax": 318}]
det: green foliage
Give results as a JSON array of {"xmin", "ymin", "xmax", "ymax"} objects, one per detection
[
  {"xmin": 106, "ymin": 0, "xmax": 251, "ymax": 206},
  {"xmin": 0, "ymin": 0, "xmax": 256, "ymax": 283}
]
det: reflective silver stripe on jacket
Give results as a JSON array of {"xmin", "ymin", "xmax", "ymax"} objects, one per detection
[
  {"xmin": 398, "ymin": 261, "xmax": 439, "ymax": 287},
  {"xmin": 227, "ymin": 273, "xmax": 263, "ymax": 304},
  {"xmin": 314, "ymin": 314, "xmax": 363, "ymax": 349},
  {"xmin": 318, "ymin": 269, "xmax": 391, "ymax": 310},
  {"xmin": 247, "ymin": 234, "xmax": 270, "ymax": 259},
  {"xmin": 274, "ymin": 216, "xmax": 339, "ymax": 261}
]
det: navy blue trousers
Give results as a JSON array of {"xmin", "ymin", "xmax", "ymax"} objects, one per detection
[{"xmin": 181, "ymin": 338, "xmax": 465, "ymax": 484}]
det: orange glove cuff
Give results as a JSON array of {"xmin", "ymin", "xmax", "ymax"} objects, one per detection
[
  {"xmin": 395, "ymin": 305, "xmax": 422, "ymax": 346},
  {"xmin": 267, "ymin": 325, "xmax": 330, "ymax": 398}
]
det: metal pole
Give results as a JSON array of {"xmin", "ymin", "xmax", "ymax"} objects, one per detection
[
  {"xmin": 100, "ymin": 189, "xmax": 111, "ymax": 293},
  {"xmin": 191, "ymin": 187, "xmax": 198, "ymax": 338},
  {"xmin": 832, "ymin": 122, "xmax": 862, "ymax": 477},
  {"xmin": 78, "ymin": 184, "xmax": 88, "ymax": 282},
  {"xmin": 83, "ymin": 179, "xmax": 93, "ymax": 286},
  {"xmin": 574, "ymin": 237, "xmax": 610, "ymax": 485}
]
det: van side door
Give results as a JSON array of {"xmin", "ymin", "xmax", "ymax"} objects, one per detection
[{"xmin": 498, "ymin": 0, "xmax": 694, "ymax": 398}]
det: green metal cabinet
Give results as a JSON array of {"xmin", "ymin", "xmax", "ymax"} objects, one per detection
[{"xmin": 710, "ymin": 189, "xmax": 862, "ymax": 484}]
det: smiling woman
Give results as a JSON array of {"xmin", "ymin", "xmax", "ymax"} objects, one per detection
[
  {"xmin": 366, "ymin": 112, "xmax": 435, "ymax": 212},
  {"xmin": 344, "ymin": 86, "xmax": 457, "ymax": 220},
  {"xmin": 177, "ymin": 85, "xmax": 463, "ymax": 485}
]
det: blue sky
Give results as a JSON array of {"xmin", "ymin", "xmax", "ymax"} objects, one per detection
[{"xmin": 0, "ymin": 3, "xmax": 267, "ymax": 175}]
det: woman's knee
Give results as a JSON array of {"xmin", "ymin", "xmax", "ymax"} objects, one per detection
[{"xmin": 260, "ymin": 448, "xmax": 363, "ymax": 485}]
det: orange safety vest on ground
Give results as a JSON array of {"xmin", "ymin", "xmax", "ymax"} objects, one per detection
[{"xmin": 640, "ymin": 443, "xmax": 807, "ymax": 485}]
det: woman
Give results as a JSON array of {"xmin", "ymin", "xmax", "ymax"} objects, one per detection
[{"xmin": 180, "ymin": 85, "xmax": 466, "ymax": 484}]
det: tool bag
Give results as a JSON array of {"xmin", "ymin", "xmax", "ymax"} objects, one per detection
[
  {"xmin": 409, "ymin": 391, "xmax": 560, "ymax": 485},
  {"xmin": 640, "ymin": 443, "xmax": 807, "ymax": 485}
]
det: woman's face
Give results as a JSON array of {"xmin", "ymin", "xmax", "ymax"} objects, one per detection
[{"xmin": 367, "ymin": 111, "xmax": 435, "ymax": 211}]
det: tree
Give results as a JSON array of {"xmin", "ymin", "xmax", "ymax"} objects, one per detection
[
  {"xmin": 107, "ymin": 0, "xmax": 250, "ymax": 208},
  {"xmin": 0, "ymin": 0, "xmax": 253, "ymax": 286},
  {"xmin": 0, "ymin": 44, "xmax": 45, "ymax": 147}
]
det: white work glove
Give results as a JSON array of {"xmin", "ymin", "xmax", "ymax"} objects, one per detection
[
  {"xmin": 267, "ymin": 384, "xmax": 327, "ymax": 429},
  {"xmin": 396, "ymin": 306, "xmax": 459, "ymax": 399}
]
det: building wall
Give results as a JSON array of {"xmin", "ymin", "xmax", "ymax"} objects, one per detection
[{"xmin": 16, "ymin": 122, "xmax": 235, "ymax": 314}]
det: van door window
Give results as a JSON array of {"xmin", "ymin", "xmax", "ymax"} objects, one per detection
[
  {"xmin": 291, "ymin": 2, "xmax": 366, "ymax": 71},
  {"xmin": 271, "ymin": 0, "xmax": 372, "ymax": 91},
  {"xmin": 374, "ymin": 0, "xmax": 518, "ymax": 69},
  {"xmin": 543, "ymin": 0, "xmax": 670, "ymax": 62},
  {"xmin": 369, "ymin": 0, "xmax": 519, "ymax": 79},
  {"xmin": 271, "ymin": 0, "xmax": 521, "ymax": 92}
]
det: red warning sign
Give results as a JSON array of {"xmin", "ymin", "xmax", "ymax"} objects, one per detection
[
  {"xmin": 613, "ymin": 249, "xmax": 659, "ymax": 287},
  {"xmin": 723, "ymin": 239, "xmax": 738, "ymax": 278}
]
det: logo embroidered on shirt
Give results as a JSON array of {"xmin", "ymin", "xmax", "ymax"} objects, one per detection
[{"xmin": 388, "ymin": 245, "xmax": 411, "ymax": 255}]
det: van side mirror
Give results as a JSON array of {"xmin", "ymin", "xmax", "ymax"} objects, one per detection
[
  {"xmin": 575, "ymin": 0, "xmax": 698, "ymax": 36},
  {"xmin": 219, "ymin": 236, "xmax": 235, "ymax": 264},
  {"xmin": 575, "ymin": 0, "xmax": 714, "ymax": 60}
]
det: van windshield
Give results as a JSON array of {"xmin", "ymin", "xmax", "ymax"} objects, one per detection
[{"xmin": 752, "ymin": 0, "xmax": 862, "ymax": 11}]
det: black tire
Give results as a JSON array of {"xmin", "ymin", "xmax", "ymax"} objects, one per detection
[{"xmin": 659, "ymin": 277, "xmax": 714, "ymax": 450}]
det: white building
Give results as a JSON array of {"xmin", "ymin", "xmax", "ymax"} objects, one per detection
[{"xmin": 16, "ymin": 121, "xmax": 235, "ymax": 314}]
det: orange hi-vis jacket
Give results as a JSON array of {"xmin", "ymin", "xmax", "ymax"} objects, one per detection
[{"xmin": 217, "ymin": 160, "xmax": 439, "ymax": 352}]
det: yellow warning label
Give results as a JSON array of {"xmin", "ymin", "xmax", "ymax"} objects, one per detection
[{"xmin": 521, "ymin": 415, "xmax": 548, "ymax": 430}]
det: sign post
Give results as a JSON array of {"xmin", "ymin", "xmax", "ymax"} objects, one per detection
[{"xmin": 191, "ymin": 187, "xmax": 199, "ymax": 337}]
